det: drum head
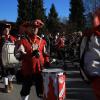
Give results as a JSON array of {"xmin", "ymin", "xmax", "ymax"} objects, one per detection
[
  {"xmin": 42, "ymin": 68, "xmax": 64, "ymax": 73},
  {"xmin": 2, "ymin": 42, "xmax": 19, "ymax": 68}
]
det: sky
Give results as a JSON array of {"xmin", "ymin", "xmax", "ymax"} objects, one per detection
[{"xmin": 0, "ymin": 0, "xmax": 70, "ymax": 22}]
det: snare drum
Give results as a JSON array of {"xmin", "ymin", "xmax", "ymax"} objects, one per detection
[
  {"xmin": 42, "ymin": 68, "xmax": 66, "ymax": 100},
  {"xmin": 2, "ymin": 42, "xmax": 19, "ymax": 68}
]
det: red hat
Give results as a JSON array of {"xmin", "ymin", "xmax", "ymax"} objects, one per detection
[
  {"xmin": 32, "ymin": 19, "xmax": 44, "ymax": 28},
  {"xmin": 21, "ymin": 21, "xmax": 31, "ymax": 27}
]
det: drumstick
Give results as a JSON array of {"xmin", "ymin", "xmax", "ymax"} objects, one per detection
[{"xmin": 51, "ymin": 58, "xmax": 56, "ymax": 63}]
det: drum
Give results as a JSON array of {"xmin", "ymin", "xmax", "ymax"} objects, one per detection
[
  {"xmin": 42, "ymin": 68, "xmax": 66, "ymax": 100},
  {"xmin": 2, "ymin": 42, "xmax": 19, "ymax": 68}
]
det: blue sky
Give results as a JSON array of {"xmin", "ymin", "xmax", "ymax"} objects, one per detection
[{"xmin": 0, "ymin": 0, "xmax": 70, "ymax": 22}]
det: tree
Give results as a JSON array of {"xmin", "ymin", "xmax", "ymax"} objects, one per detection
[
  {"xmin": 31, "ymin": 0, "xmax": 46, "ymax": 21},
  {"xmin": 83, "ymin": 0, "xmax": 100, "ymax": 28},
  {"xmin": 31, "ymin": 0, "xmax": 47, "ymax": 33},
  {"xmin": 47, "ymin": 4, "xmax": 60, "ymax": 35},
  {"xmin": 83, "ymin": 0, "xmax": 100, "ymax": 13},
  {"xmin": 16, "ymin": 0, "xmax": 31, "ymax": 24},
  {"xmin": 69, "ymin": 0, "xmax": 85, "ymax": 31}
]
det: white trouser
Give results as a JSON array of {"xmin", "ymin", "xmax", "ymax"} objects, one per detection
[
  {"xmin": 4, "ymin": 77, "xmax": 8, "ymax": 85},
  {"xmin": 3, "ymin": 75, "xmax": 14, "ymax": 85},
  {"xmin": 8, "ymin": 75, "xmax": 14, "ymax": 81},
  {"xmin": 21, "ymin": 95, "xmax": 29, "ymax": 100}
]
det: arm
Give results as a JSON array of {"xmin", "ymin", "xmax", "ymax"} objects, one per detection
[
  {"xmin": 14, "ymin": 40, "xmax": 26, "ymax": 61},
  {"xmin": 43, "ymin": 43, "xmax": 50, "ymax": 68}
]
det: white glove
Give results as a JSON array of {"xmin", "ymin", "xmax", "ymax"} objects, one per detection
[
  {"xmin": 18, "ymin": 44, "xmax": 26, "ymax": 54},
  {"xmin": 32, "ymin": 43, "xmax": 38, "ymax": 51}
]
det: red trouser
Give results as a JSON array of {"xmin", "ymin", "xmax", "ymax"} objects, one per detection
[{"xmin": 91, "ymin": 77, "xmax": 100, "ymax": 100}]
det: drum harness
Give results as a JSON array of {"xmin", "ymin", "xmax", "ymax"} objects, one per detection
[
  {"xmin": 20, "ymin": 33, "xmax": 44, "ymax": 69},
  {"xmin": 1, "ymin": 35, "xmax": 17, "ymax": 68}
]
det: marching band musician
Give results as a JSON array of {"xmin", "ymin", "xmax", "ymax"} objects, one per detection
[
  {"xmin": 14, "ymin": 19, "xmax": 50, "ymax": 100},
  {"xmin": 55, "ymin": 34, "xmax": 65, "ymax": 65},
  {"xmin": 0, "ymin": 23, "xmax": 16, "ymax": 93}
]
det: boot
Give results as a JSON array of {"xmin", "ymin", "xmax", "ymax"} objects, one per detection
[
  {"xmin": 21, "ymin": 95, "xmax": 29, "ymax": 100},
  {"xmin": 5, "ymin": 85, "xmax": 11, "ymax": 93},
  {"xmin": 9, "ymin": 81, "xmax": 13, "ymax": 90},
  {"xmin": 8, "ymin": 75, "xmax": 14, "ymax": 91}
]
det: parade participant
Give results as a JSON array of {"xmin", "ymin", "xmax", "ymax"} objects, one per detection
[
  {"xmin": 54, "ymin": 33, "xmax": 60, "ymax": 50},
  {"xmin": 41, "ymin": 30, "xmax": 50, "ymax": 55},
  {"xmin": 14, "ymin": 19, "xmax": 50, "ymax": 100},
  {"xmin": 55, "ymin": 33, "xmax": 65, "ymax": 62},
  {"xmin": 80, "ymin": 7, "xmax": 100, "ymax": 100},
  {"xmin": 0, "ymin": 23, "xmax": 16, "ymax": 93}
]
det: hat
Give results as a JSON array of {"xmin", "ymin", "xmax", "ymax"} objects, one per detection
[
  {"xmin": 20, "ymin": 21, "xmax": 32, "ymax": 27},
  {"xmin": 1, "ymin": 23, "xmax": 11, "ymax": 31},
  {"xmin": 4, "ymin": 23, "xmax": 11, "ymax": 29},
  {"xmin": 32, "ymin": 19, "xmax": 44, "ymax": 28}
]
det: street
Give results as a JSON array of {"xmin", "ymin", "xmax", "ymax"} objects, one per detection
[{"xmin": 0, "ymin": 60, "xmax": 97, "ymax": 100}]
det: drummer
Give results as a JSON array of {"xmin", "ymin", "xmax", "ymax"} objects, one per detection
[
  {"xmin": 14, "ymin": 19, "xmax": 50, "ymax": 100},
  {"xmin": 0, "ymin": 23, "xmax": 16, "ymax": 93}
]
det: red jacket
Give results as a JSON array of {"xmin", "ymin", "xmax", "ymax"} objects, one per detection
[
  {"xmin": 56, "ymin": 36, "xmax": 65, "ymax": 49},
  {"xmin": 0, "ymin": 34, "xmax": 16, "ymax": 43},
  {"xmin": 15, "ymin": 34, "xmax": 49, "ymax": 76}
]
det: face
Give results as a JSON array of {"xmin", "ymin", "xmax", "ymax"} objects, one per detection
[
  {"xmin": 26, "ymin": 26, "xmax": 33, "ymax": 35},
  {"xmin": 32, "ymin": 28, "xmax": 38, "ymax": 35},
  {"xmin": 19, "ymin": 25, "xmax": 26, "ymax": 34},
  {"xmin": 3, "ymin": 28, "xmax": 10, "ymax": 35},
  {"xmin": 93, "ymin": 16, "xmax": 100, "ymax": 27}
]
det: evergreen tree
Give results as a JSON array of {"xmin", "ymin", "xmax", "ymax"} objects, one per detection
[
  {"xmin": 31, "ymin": 0, "xmax": 46, "ymax": 33},
  {"xmin": 69, "ymin": 0, "xmax": 85, "ymax": 31},
  {"xmin": 47, "ymin": 4, "xmax": 60, "ymax": 34},
  {"xmin": 84, "ymin": 0, "xmax": 100, "ymax": 12},
  {"xmin": 31, "ymin": 0, "xmax": 46, "ymax": 21},
  {"xmin": 83, "ymin": 0, "xmax": 100, "ymax": 28},
  {"xmin": 16, "ymin": 0, "xmax": 32, "ymax": 24}
]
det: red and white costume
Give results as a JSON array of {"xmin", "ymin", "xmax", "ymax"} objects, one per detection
[{"xmin": 15, "ymin": 34, "xmax": 49, "ymax": 76}]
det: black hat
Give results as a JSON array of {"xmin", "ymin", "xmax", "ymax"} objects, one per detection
[
  {"xmin": 3, "ymin": 23, "xmax": 11, "ymax": 29},
  {"xmin": 20, "ymin": 21, "xmax": 32, "ymax": 27}
]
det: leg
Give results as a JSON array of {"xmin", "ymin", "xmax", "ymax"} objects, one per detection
[
  {"xmin": 0, "ymin": 58, "xmax": 4, "ymax": 78},
  {"xmin": 91, "ymin": 77, "xmax": 100, "ymax": 100},
  {"xmin": 3, "ymin": 77, "xmax": 9, "ymax": 93},
  {"xmin": 3, "ymin": 69, "xmax": 11, "ymax": 93},
  {"xmin": 20, "ymin": 76, "xmax": 33, "ymax": 100},
  {"xmin": 8, "ymin": 68, "xmax": 15, "ymax": 90},
  {"xmin": 34, "ymin": 73, "xmax": 43, "ymax": 98},
  {"xmin": 8, "ymin": 75, "xmax": 14, "ymax": 90}
]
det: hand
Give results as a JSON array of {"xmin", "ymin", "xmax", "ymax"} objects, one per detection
[
  {"xmin": 32, "ymin": 50, "xmax": 40, "ymax": 58},
  {"xmin": 15, "ymin": 51, "xmax": 24, "ymax": 61},
  {"xmin": 18, "ymin": 44, "xmax": 26, "ymax": 54}
]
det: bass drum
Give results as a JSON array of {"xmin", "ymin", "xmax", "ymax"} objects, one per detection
[
  {"xmin": 2, "ymin": 42, "xmax": 20, "ymax": 68},
  {"xmin": 42, "ymin": 68, "xmax": 66, "ymax": 100}
]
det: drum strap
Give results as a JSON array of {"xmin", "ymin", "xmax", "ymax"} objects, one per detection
[
  {"xmin": 25, "ymin": 34, "xmax": 42, "ymax": 49},
  {"xmin": 20, "ymin": 33, "xmax": 43, "ymax": 67}
]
